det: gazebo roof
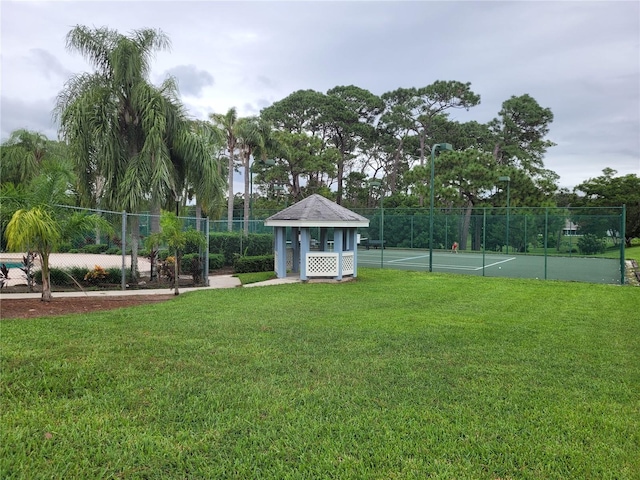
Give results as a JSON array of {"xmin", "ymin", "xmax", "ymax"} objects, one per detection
[{"xmin": 264, "ymin": 194, "xmax": 370, "ymax": 227}]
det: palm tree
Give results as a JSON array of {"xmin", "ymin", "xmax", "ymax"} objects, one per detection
[
  {"xmin": 145, "ymin": 211, "xmax": 205, "ymax": 295},
  {"xmin": 3, "ymin": 162, "xmax": 112, "ymax": 302},
  {"xmin": 209, "ymin": 108, "xmax": 241, "ymax": 232},
  {"xmin": 236, "ymin": 117, "xmax": 277, "ymax": 235},
  {"xmin": 0, "ymin": 130, "xmax": 67, "ymax": 187},
  {"xmin": 55, "ymin": 25, "xmax": 223, "ymax": 282}
]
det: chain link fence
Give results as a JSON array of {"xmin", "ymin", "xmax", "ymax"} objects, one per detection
[{"xmin": 1, "ymin": 205, "xmax": 627, "ymax": 288}]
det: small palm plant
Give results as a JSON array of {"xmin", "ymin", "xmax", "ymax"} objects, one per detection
[{"xmin": 146, "ymin": 211, "xmax": 205, "ymax": 295}]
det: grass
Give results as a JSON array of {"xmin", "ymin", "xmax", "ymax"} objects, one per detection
[
  {"xmin": 1, "ymin": 269, "xmax": 639, "ymax": 479},
  {"xmin": 235, "ymin": 271, "xmax": 277, "ymax": 285}
]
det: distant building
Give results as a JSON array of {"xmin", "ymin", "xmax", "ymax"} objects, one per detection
[{"xmin": 563, "ymin": 220, "xmax": 579, "ymax": 236}]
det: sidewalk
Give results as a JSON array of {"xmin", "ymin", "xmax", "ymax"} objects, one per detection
[{"xmin": 0, "ymin": 275, "xmax": 300, "ymax": 300}]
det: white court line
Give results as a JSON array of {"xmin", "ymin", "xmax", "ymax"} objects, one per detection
[
  {"xmin": 359, "ymin": 255, "xmax": 517, "ymax": 271},
  {"xmin": 358, "ymin": 260, "xmax": 484, "ymax": 271},
  {"xmin": 387, "ymin": 255, "xmax": 430, "ymax": 263},
  {"xmin": 482, "ymin": 257, "xmax": 517, "ymax": 270}
]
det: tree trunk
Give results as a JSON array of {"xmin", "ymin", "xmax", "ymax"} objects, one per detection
[
  {"xmin": 472, "ymin": 217, "xmax": 482, "ymax": 251},
  {"xmin": 227, "ymin": 148, "xmax": 235, "ymax": 232},
  {"xmin": 459, "ymin": 201, "xmax": 474, "ymax": 251},
  {"xmin": 173, "ymin": 249, "xmax": 180, "ymax": 296},
  {"xmin": 149, "ymin": 202, "xmax": 161, "ymax": 280},
  {"xmin": 195, "ymin": 204, "xmax": 202, "ymax": 232},
  {"xmin": 129, "ymin": 214, "xmax": 140, "ymax": 283},
  {"xmin": 336, "ymin": 152, "xmax": 345, "ymax": 205},
  {"xmin": 40, "ymin": 252, "xmax": 52, "ymax": 302},
  {"xmin": 243, "ymin": 153, "xmax": 250, "ymax": 236}
]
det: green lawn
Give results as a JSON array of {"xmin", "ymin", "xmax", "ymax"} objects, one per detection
[{"xmin": 2, "ymin": 269, "xmax": 639, "ymax": 479}]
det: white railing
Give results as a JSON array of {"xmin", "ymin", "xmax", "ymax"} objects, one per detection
[
  {"xmin": 305, "ymin": 251, "xmax": 355, "ymax": 278},
  {"xmin": 306, "ymin": 252, "xmax": 338, "ymax": 277},
  {"xmin": 343, "ymin": 252, "xmax": 354, "ymax": 275}
]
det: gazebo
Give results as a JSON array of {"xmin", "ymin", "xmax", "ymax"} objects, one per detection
[{"xmin": 264, "ymin": 194, "xmax": 370, "ymax": 281}]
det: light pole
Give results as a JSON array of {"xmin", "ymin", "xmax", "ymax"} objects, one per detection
[
  {"xmin": 175, "ymin": 193, "xmax": 181, "ymax": 217},
  {"xmin": 498, "ymin": 176, "xmax": 510, "ymax": 254},
  {"xmin": 369, "ymin": 179, "xmax": 384, "ymax": 269},
  {"xmin": 273, "ymin": 184, "xmax": 286, "ymax": 207},
  {"xmin": 249, "ymin": 158, "xmax": 276, "ymax": 233},
  {"xmin": 429, "ymin": 143, "xmax": 454, "ymax": 272}
]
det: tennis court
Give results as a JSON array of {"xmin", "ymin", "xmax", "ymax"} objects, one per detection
[{"xmin": 357, "ymin": 248, "xmax": 622, "ymax": 284}]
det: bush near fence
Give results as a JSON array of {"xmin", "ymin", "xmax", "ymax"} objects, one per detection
[
  {"xmin": 209, "ymin": 233, "xmax": 273, "ymax": 266},
  {"xmin": 208, "ymin": 254, "xmax": 225, "ymax": 271},
  {"xmin": 233, "ymin": 255, "xmax": 275, "ymax": 274},
  {"xmin": 38, "ymin": 267, "xmax": 127, "ymax": 288}
]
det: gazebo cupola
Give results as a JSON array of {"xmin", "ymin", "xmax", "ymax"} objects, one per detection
[{"xmin": 264, "ymin": 194, "xmax": 369, "ymax": 281}]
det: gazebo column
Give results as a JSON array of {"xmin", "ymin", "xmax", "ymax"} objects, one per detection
[
  {"xmin": 334, "ymin": 228, "xmax": 343, "ymax": 281},
  {"xmin": 292, "ymin": 227, "xmax": 300, "ymax": 273},
  {"xmin": 319, "ymin": 229, "xmax": 328, "ymax": 251},
  {"xmin": 274, "ymin": 227, "xmax": 287, "ymax": 278},
  {"xmin": 300, "ymin": 228, "xmax": 311, "ymax": 281},
  {"xmin": 349, "ymin": 228, "xmax": 358, "ymax": 278}
]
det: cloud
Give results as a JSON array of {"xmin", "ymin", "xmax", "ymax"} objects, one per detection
[
  {"xmin": 163, "ymin": 65, "xmax": 214, "ymax": 97},
  {"xmin": 28, "ymin": 48, "xmax": 72, "ymax": 80},
  {"xmin": 0, "ymin": 96, "xmax": 58, "ymax": 141}
]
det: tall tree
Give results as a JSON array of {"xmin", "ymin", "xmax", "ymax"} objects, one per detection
[
  {"xmin": 574, "ymin": 169, "xmax": 640, "ymax": 247},
  {"xmin": 1, "ymin": 130, "xmax": 68, "ymax": 187},
  {"xmin": 380, "ymin": 82, "xmax": 481, "ymax": 206},
  {"xmin": 55, "ymin": 25, "xmax": 220, "ymax": 281},
  {"xmin": 437, "ymin": 148, "xmax": 498, "ymax": 250},
  {"xmin": 235, "ymin": 117, "xmax": 277, "ymax": 235},
  {"xmin": 261, "ymin": 89, "xmax": 339, "ymax": 199},
  {"xmin": 209, "ymin": 107, "xmax": 241, "ymax": 231},
  {"xmin": 489, "ymin": 94, "xmax": 555, "ymax": 174},
  {"xmin": 4, "ymin": 162, "xmax": 111, "ymax": 302},
  {"xmin": 324, "ymin": 85, "xmax": 384, "ymax": 205}
]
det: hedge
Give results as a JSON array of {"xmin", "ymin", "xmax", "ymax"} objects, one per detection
[
  {"xmin": 209, "ymin": 233, "xmax": 273, "ymax": 266},
  {"xmin": 233, "ymin": 255, "xmax": 274, "ymax": 274}
]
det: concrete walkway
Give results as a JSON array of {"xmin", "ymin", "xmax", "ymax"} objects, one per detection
[{"xmin": 0, "ymin": 275, "xmax": 300, "ymax": 299}]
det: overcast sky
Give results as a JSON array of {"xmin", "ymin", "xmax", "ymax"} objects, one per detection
[{"xmin": 1, "ymin": 0, "xmax": 639, "ymax": 190}]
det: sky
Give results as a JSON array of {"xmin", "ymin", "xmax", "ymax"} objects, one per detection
[{"xmin": 1, "ymin": 0, "xmax": 639, "ymax": 191}]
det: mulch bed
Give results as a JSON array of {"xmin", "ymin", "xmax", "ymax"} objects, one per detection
[{"xmin": 1, "ymin": 295, "xmax": 176, "ymax": 320}]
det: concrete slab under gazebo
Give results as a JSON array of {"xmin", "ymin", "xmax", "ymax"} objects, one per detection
[{"xmin": 264, "ymin": 194, "xmax": 370, "ymax": 281}]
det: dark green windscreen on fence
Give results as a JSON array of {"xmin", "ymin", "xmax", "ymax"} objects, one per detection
[
  {"xmin": 248, "ymin": 205, "xmax": 626, "ymax": 285},
  {"xmin": 45, "ymin": 205, "xmax": 626, "ymax": 286}
]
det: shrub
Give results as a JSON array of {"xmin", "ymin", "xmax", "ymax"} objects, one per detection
[
  {"xmin": 44, "ymin": 268, "xmax": 74, "ymax": 286},
  {"xmin": 84, "ymin": 265, "xmax": 108, "ymax": 284},
  {"xmin": 181, "ymin": 253, "xmax": 202, "ymax": 284},
  {"xmin": 209, "ymin": 233, "xmax": 273, "ymax": 266},
  {"xmin": 210, "ymin": 232, "xmax": 244, "ymax": 266},
  {"xmin": 577, "ymin": 234, "xmax": 606, "ymax": 255},
  {"xmin": 105, "ymin": 268, "xmax": 123, "ymax": 284},
  {"xmin": 57, "ymin": 243, "xmax": 73, "ymax": 253},
  {"xmin": 209, "ymin": 254, "xmax": 225, "ymax": 270},
  {"xmin": 81, "ymin": 244, "xmax": 109, "ymax": 254},
  {"xmin": 105, "ymin": 247, "xmax": 120, "ymax": 255},
  {"xmin": 67, "ymin": 267, "xmax": 90, "ymax": 284},
  {"xmin": 233, "ymin": 255, "xmax": 274, "ymax": 274},
  {"xmin": 160, "ymin": 256, "xmax": 175, "ymax": 283},
  {"xmin": 245, "ymin": 234, "xmax": 273, "ymax": 256}
]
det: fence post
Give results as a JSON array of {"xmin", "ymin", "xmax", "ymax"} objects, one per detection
[
  {"xmin": 620, "ymin": 205, "xmax": 626, "ymax": 285},
  {"xmin": 121, "ymin": 210, "xmax": 126, "ymax": 291},
  {"xmin": 482, "ymin": 208, "xmax": 486, "ymax": 276},
  {"xmin": 544, "ymin": 208, "xmax": 548, "ymax": 280},
  {"xmin": 410, "ymin": 216, "xmax": 414, "ymax": 249},
  {"xmin": 445, "ymin": 216, "xmax": 448, "ymax": 253},
  {"xmin": 524, "ymin": 215, "xmax": 528, "ymax": 254},
  {"xmin": 204, "ymin": 217, "xmax": 210, "ymax": 287}
]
